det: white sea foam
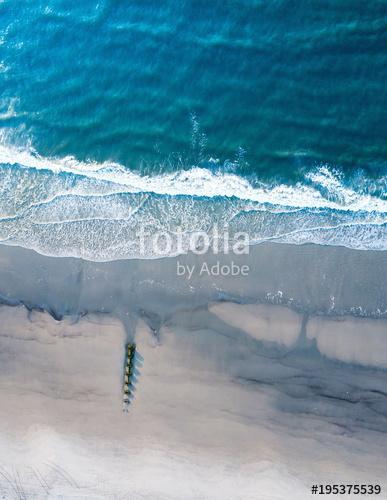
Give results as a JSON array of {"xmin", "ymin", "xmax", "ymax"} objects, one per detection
[
  {"xmin": 0, "ymin": 142, "xmax": 386, "ymax": 259},
  {"xmin": 0, "ymin": 142, "xmax": 386, "ymax": 212}
]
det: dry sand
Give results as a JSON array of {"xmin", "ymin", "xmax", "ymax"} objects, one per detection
[{"xmin": 0, "ymin": 303, "xmax": 387, "ymax": 499}]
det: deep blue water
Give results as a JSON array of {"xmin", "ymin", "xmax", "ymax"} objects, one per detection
[{"xmin": 0, "ymin": 0, "xmax": 386, "ymax": 259}]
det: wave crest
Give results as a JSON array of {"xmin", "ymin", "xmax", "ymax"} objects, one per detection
[{"xmin": 0, "ymin": 143, "xmax": 386, "ymax": 260}]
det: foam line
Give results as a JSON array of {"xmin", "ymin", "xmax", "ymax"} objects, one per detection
[{"xmin": 1, "ymin": 143, "xmax": 386, "ymax": 212}]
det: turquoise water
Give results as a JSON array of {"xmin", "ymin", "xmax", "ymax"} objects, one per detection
[{"xmin": 0, "ymin": 0, "xmax": 386, "ymax": 259}]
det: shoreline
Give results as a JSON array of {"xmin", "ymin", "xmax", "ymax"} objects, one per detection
[
  {"xmin": 0, "ymin": 241, "xmax": 386, "ymax": 498},
  {"xmin": 0, "ymin": 241, "xmax": 385, "ymax": 321}
]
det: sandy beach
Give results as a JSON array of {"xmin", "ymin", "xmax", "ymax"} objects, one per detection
[{"xmin": 0, "ymin": 296, "xmax": 387, "ymax": 499}]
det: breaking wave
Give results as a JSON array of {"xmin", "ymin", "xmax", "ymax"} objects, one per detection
[{"xmin": 0, "ymin": 143, "xmax": 386, "ymax": 260}]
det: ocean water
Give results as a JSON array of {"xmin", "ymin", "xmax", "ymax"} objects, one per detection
[{"xmin": 0, "ymin": 0, "xmax": 386, "ymax": 259}]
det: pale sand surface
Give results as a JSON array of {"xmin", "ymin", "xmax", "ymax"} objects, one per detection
[
  {"xmin": 211, "ymin": 302, "xmax": 387, "ymax": 368},
  {"xmin": 0, "ymin": 304, "xmax": 387, "ymax": 499},
  {"xmin": 209, "ymin": 303, "xmax": 302, "ymax": 347},
  {"xmin": 307, "ymin": 316, "xmax": 387, "ymax": 368}
]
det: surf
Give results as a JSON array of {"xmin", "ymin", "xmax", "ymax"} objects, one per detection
[{"xmin": 0, "ymin": 143, "xmax": 386, "ymax": 260}]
